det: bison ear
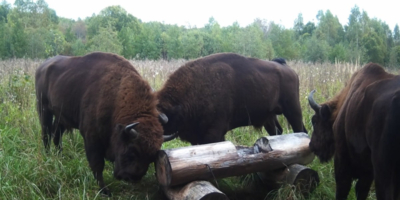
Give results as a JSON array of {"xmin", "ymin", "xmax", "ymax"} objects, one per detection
[{"xmin": 320, "ymin": 105, "xmax": 331, "ymax": 121}]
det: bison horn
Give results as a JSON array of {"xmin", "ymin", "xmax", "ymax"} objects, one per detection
[
  {"xmin": 163, "ymin": 132, "xmax": 178, "ymax": 142},
  {"xmin": 308, "ymin": 90, "xmax": 321, "ymax": 112},
  {"xmin": 159, "ymin": 113, "xmax": 168, "ymax": 124},
  {"xmin": 125, "ymin": 122, "xmax": 140, "ymax": 139}
]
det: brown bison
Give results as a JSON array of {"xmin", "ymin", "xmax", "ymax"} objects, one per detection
[
  {"xmin": 157, "ymin": 53, "xmax": 306, "ymax": 145},
  {"xmin": 308, "ymin": 63, "xmax": 400, "ymax": 200},
  {"xmin": 35, "ymin": 52, "xmax": 175, "ymax": 195}
]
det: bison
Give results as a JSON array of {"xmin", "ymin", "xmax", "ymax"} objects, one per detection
[
  {"xmin": 308, "ymin": 63, "xmax": 400, "ymax": 200},
  {"xmin": 157, "ymin": 53, "xmax": 306, "ymax": 145},
  {"xmin": 35, "ymin": 52, "xmax": 175, "ymax": 195}
]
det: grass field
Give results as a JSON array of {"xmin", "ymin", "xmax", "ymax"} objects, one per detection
[{"xmin": 0, "ymin": 58, "xmax": 380, "ymax": 199}]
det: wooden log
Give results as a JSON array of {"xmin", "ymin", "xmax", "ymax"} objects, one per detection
[
  {"xmin": 254, "ymin": 133, "xmax": 315, "ymax": 165},
  {"xmin": 258, "ymin": 164, "xmax": 320, "ymax": 195},
  {"xmin": 155, "ymin": 133, "xmax": 314, "ymax": 187},
  {"xmin": 162, "ymin": 181, "xmax": 228, "ymax": 200}
]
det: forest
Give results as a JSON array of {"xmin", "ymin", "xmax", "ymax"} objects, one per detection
[{"xmin": 0, "ymin": 0, "xmax": 399, "ymax": 67}]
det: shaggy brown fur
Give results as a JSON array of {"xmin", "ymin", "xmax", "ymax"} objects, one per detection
[
  {"xmin": 157, "ymin": 53, "xmax": 306, "ymax": 145},
  {"xmin": 35, "ymin": 52, "xmax": 164, "ymax": 196},
  {"xmin": 309, "ymin": 63, "xmax": 400, "ymax": 200}
]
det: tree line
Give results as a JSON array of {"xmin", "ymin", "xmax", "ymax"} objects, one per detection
[{"xmin": 0, "ymin": 0, "xmax": 400, "ymax": 67}]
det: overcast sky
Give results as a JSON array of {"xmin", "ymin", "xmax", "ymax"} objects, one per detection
[{"xmin": 6, "ymin": 0, "xmax": 400, "ymax": 30}]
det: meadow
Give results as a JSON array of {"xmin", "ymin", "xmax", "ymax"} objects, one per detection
[{"xmin": 0, "ymin": 58, "xmax": 380, "ymax": 200}]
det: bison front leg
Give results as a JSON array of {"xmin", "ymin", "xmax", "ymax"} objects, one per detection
[
  {"xmin": 84, "ymin": 141, "xmax": 110, "ymax": 196},
  {"xmin": 334, "ymin": 156, "xmax": 353, "ymax": 200}
]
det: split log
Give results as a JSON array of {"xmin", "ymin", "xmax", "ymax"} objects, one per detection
[
  {"xmin": 258, "ymin": 164, "xmax": 319, "ymax": 195},
  {"xmin": 155, "ymin": 133, "xmax": 314, "ymax": 187},
  {"xmin": 162, "ymin": 181, "xmax": 228, "ymax": 200}
]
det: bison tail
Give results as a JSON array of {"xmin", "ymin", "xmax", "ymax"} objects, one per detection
[{"xmin": 381, "ymin": 93, "xmax": 400, "ymax": 199}]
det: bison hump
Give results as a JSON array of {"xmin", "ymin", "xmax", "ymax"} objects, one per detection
[{"xmin": 272, "ymin": 58, "xmax": 286, "ymax": 65}]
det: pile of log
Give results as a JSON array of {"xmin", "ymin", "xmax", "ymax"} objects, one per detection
[{"xmin": 155, "ymin": 133, "xmax": 319, "ymax": 200}]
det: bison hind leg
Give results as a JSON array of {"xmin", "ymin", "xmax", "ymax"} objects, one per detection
[
  {"xmin": 263, "ymin": 116, "xmax": 283, "ymax": 135},
  {"xmin": 52, "ymin": 123, "xmax": 66, "ymax": 154},
  {"xmin": 355, "ymin": 175, "xmax": 373, "ymax": 200},
  {"xmin": 38, "ymin": 108, "xmax": 54, "ymax": 152}
]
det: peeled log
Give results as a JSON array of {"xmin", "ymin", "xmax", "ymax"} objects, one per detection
[
  {"xmin": 162, "ymin": 181, "xmax": 228, "ymax": 200},
  {"xmin": 258, "ymin": 164, "xmax": 320, "ymax": 195},
  {"xmin": 155, "ymin": 133, "xmax": 314, "ymax": 187}
]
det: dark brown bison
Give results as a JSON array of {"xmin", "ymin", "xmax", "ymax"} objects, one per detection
[
  {"xmin": 35, "ymin": 52, "xmax": 175, "ymax": 195},
  {"xmin": 157, "ymin": 53, "xmax": 306, "ymax": 145},
  {"xmin": 308, "ymin": 63, "xmax": 400, "ymax": 200}
]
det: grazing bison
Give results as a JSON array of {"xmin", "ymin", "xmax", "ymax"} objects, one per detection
[
  {"xmin": 157, "ymin": 53, "xmax": 306, "ymax": 145},
  {"xmin": 35, "ymin": 52, "xmax": 175, "ymax": 195},
  {"xmin": 308, "ymin": 63, "xmax": 400, "ymax": 200}
]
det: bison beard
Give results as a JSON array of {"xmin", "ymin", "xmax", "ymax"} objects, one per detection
[
  {"xmin": 157, "ymin": 53, "xmax": 307, "ymax": 145},
  {"xmin": 35, "ymin": 52, "xmax": 174, "ymax": 196},
  {"xmin": 308, "ymin": 63, "xmax": 400, "ymax": 200}
]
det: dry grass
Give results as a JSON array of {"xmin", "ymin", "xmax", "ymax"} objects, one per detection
[{"xmin": 0, "ymin": 57, "xmax": 380, "ymax": 200}]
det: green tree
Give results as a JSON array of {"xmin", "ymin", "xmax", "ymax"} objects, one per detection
[
  {"xmin": 72, "ymin": 38, "xmax": 86, "ymax": 56},
  {"xmin": 87, "ymin": 24, "xmax": 122, "ymax": 54},
  {"xmin": 394, "ymin": 24, "xmax": 400, "ymax": 45},
  {"xmin": 118, "ymin": 26, "xmax": 136, "ymax": 58},
  {"xmin": 268, "ymin": 23, "xmax": 299, "ymax": 59},
  {"xmin": 164, "ymin": 25, "xmax": 183, "ymax": 59},
  {"xmin": 180, "ymin": 29, "xmax": 203, "ymax": 59},
  {"xmin": 26, "ymin": 27, "xmax": 46, "ymax": 58},
  {"xmin": 0, "ymin": 19, "xmax": 10, "ymax": 58},
  {"xmin": 329, "ymin": 43, "xmax": 348, "ymax": 62},
  {"xmin": 129, "ymin": 22, "xmax": 164, "ymax": 59},
  {"xmin": 345, "ymin": 5, "xmax": 369, "ymax": 62},
  {"xmin": 9, "ymin": 19, "xmax": 27, "ymax": 58},
  {"xmin": 202, "ymin": 17, "xmax": 222, "ymax": 56},
  {"xmin": 220, "ymin": 21, "xmax": 240, "ymax": 53},
  {"xmin": 86, "ymin": 6, "xmax": 141, "ymax": 41},
  {"xmin": 315, "ymin": 10, "xmax": 344, "ymax": 46},
  {"xmin": 363, "ymin": 31, "xmax": 385, "ymax": 64},
  {"xmin": 302, "ymin": 21, "xmax": 316, "ymax": 37},
  {"xmin": 44, "ymin": 29, "xmax": 66, "ymax": 57},
  {"xmin": 235, "ymin": 21, "xmax": 271, "ymax": 58},
  {"xmin": 303, "ymin": 35, "xmax": 330, "ymax": 63},
  {"xmin": 0, "ymin": 0, "xmax": 10, "ymax": 22},
  {"xmin": 389, "ymin": 46, "xmax": 400, "ymax": 67},
  {"xmin": 294, "ymin": 13, "xmax": 304, "ymax": 39}
]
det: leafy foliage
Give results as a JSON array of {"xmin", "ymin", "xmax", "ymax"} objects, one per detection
[{"xmin": 0, "ymin": 0, "xmax": 398, "ymax": 68}]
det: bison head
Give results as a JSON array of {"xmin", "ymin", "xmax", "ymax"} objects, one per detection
[
  {"xmin": 113, "ymin": 122, "xmax": 151, "ymax": 182},
  {"xmin": 113, "ymin": 118, "xmax": 175, "ymax": 182},
  {"xmin": 308, "ymin": 90, "xmax": 335, "ymax": 163}
]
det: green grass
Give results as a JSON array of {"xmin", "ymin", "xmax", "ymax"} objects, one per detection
[{"xmin": 0, "ymin": 59, "xmax": 379, "ymax": 199}]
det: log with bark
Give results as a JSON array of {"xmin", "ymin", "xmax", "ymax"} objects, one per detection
[
  {"xmin": 162, "ymin": 180, "xmax": 228, "ymax": 200},
  {"xmin": 155, "ymin": 132, "xmax": 314, "ymax": 187},
  {"xmin": 257, "ymin": 164, "xmax": 320, "ymax": 195}
]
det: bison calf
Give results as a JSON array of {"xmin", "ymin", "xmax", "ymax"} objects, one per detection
[
  {"xmin": 157, "ymin": 53, "xmax": 306, "ymax": 145},
  {"xmin": 35, "ymin": 52, "xmax": 175, "ymax": 195}
]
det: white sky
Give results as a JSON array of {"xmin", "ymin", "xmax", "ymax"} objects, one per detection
[{"xmin": 7, "ymin": 0, "xmax": 400, "ymax": 30}]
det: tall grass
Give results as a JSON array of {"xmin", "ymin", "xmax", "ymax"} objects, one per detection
[{"xmin": 0, "ymin": 58, "xmax": 380, "ymax": 199}]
